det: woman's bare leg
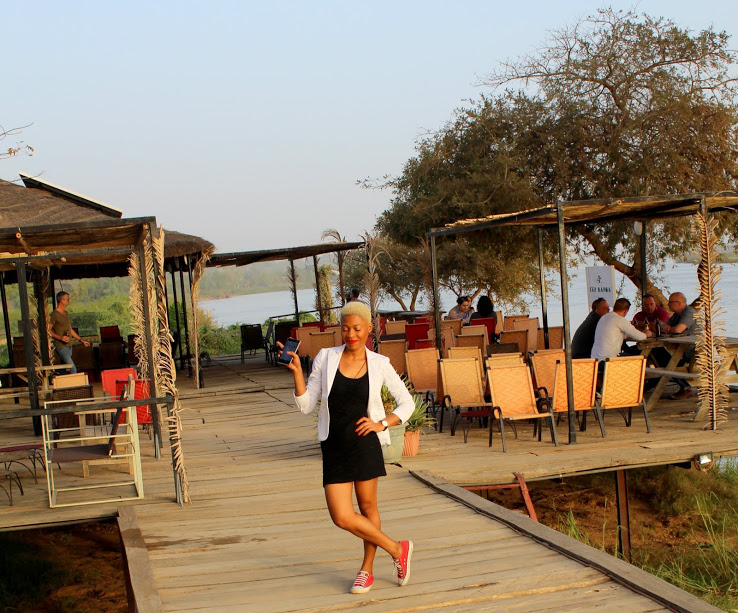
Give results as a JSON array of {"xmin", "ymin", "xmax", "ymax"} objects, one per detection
[
  {"xmin": 324, "ymin": 482, "xmax": 401, "ymax": 561},
  {"xmin": 355, "ymin": 479, "xmax": 380, "ymax": 572}
]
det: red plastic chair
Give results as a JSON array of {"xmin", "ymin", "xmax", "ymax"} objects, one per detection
[
  {"xmin": 99, "ymin": 325, "xmax": 123, "ymax": 342},
  {"xmin": 405, "ymin": 323, "xmax": 431, "ymax": 351},
  {"xmin": 115, "ymin": 378, "xmax": 152, "ymax": 425},
  {"xmin": 101, "ymin": 368, "xmax": 137, "ymax": 398},
  {"xmin": 470, "ymin": 317, "xmax": 497, "ymax": 343}
]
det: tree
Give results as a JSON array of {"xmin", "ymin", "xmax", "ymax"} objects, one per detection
[
  {"xmin": 377, "ymin": 9, "xmax": 738, "ymax": 306},
  {"xmin": 1, "ymin": 123, "xmax": 34, "ymax": 162}
]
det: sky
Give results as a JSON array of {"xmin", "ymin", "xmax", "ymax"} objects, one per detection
[{"xmin": 4, "ymin": 1, "xmax": 736, "ymax": 254}]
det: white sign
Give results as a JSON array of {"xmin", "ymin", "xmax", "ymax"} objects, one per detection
[{"xmin": 585, "ymin": 266, "xmax": 616, "ymax": 309}]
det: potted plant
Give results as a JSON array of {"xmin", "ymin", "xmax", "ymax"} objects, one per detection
[
  {"xmin": 402, "ymin": 392, "xmax": 435, "ymax": 457},
  {"xmin": 380, "ymin": 385, "xmax": 406, "ymax": 463}
]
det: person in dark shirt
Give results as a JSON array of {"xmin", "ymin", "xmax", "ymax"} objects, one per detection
[
  {"xmin": 47, "ymin": 291, "xmax": 90, "ymax": 373},
  {"xmin": 632, "ymin": 294, "xmax": 669, "ymax": 332},
  {"xmin": 571, "ymin": 298, "xmax": 610, "ymax": 359}
]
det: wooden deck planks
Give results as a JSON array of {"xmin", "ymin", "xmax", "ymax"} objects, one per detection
[{"xmin": 0, "ymin": 354, "xmax": 727, "ymax": 611}]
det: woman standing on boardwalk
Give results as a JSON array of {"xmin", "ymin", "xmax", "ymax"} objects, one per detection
[{"xmin": 280, "ymin": 301, "xmax": 415, "ymax": 594}]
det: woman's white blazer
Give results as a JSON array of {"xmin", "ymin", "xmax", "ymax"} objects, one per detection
[{"xmin": 294, "ymin": 345, "xmax": 415, "ymax": 445}]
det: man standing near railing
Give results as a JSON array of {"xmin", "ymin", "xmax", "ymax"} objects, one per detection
[{"xmin": 47, "ymin": 291, "xmax": 90, "ymax": 374}]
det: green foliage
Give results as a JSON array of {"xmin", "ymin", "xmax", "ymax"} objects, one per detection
[
  {"xmin": 372, "ymin": 8, "xmax": 738, "ymax": 305},
  {"xmin": 198, "ymin": 323, "xmax": 241, "ymax": 356}
]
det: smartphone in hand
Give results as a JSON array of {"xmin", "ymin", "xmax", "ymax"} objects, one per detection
[{"xmin": 278, "ymin": 337, "xmax": 301, "ymax": 365}]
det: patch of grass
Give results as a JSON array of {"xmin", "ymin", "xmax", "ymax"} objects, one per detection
[{"xmin": 643, "ymin": 494, "xmax": 738, "ymax": 611}]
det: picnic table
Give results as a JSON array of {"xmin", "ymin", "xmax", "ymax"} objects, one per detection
[{"xmin": 636, "ymin": 334, "xmax": 738, "ymax": 417}]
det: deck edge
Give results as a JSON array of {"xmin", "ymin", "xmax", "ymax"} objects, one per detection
[
  {"xmin": 411, "ymin": 469, "xmax": 721, "ymax": 613},
  {"xmin": 117, "ymin": 505, "xmax": 164, "ymax": 613}
]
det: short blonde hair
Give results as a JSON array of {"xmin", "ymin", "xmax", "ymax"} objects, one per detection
[{"xmin": 340, "ymin": 301, "xmax": 372, "ymax": 325}]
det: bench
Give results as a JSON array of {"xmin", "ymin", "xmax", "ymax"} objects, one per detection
[{"xmin": 645, "ymin": 367, "xmax": 700, "ymax": 381}]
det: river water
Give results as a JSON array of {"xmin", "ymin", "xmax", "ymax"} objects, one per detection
[{"xmin": 201, "ymin": 262, "xmax": 738, "ymax": 337}]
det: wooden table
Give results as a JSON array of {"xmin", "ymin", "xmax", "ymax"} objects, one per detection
[
  {"xmin": 0, "ymin": 364, "xmax": 73, "ymax": 399},
  {"xmin": 636, "ymin": 335, "xmax": 738, "ymax": 416}
]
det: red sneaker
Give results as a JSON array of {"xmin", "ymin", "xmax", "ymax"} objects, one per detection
[
  {"xmin": 350, "ymin": 570, "xmax": 374, "ymax": 594},
  {"xmin": 393, "ymin": 540, "xmax": 413, "ymax": 586}
]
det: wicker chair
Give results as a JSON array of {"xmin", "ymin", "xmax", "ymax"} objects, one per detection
[
  {"xmin": 454, "ymin": 333, "xmax": 486, "ymax": 354},
  {"xmin": 537, "ymin": 326, "xmax": 565, "ymax": 350},
  {"xmin": 529, "ymin": 349, "xmax": 566, "ymax": 398},
  {"xmin": 405, "ymin": 348, "xmax": 441, "ymax": 421},
  {"xmin": 499, "ymin": 330, "xmax": 529, "ymax": 356},
  {"xmin": 598, "ymin": 356, "xmax": 651, "ymax": 433},
  {"xmin": 485, "ymin": 354, "xmax": 524, "ymax": 368},
  {"xmin": 503, "ymin": 315, "xmax": 529, "ymax": 331},
  {"xmin": 309, "ymin": 331, "xmax": 338, "ymax": 360},
  {"xmin": 549, "ymin": 359, "xmax": 604, "ymax": 436},
  {"xmin": 441, "ymin": 318, "xmax": 462, "ymax": 337},
  {"xmin": 385, "ymin": 320, "xmax": 407, "ymax": 335},
  {"xmin": 438, "ymin": 358, "xmax": 494, "ymax": 442},
  {"xmin": 513, "ymin": 318, "xmax": 539, "ymax": 352},
  {"xmin": 487, "ymin": 342, "xmax": 521, "ymax": 355},
  {"xmin": 486, "ymin": 364, "xmax": 558, "ymax": 451},
  {"xmin": 378, "ymin": 340, "xmax": 407, "ymax": 375}
]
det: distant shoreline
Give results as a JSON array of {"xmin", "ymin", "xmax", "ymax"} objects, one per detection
[{"xmin": 201, "ymin": 285, "xmax": 315, "ymax": 301}]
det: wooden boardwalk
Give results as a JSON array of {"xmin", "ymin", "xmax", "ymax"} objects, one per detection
[{"xmin": 0, "ymin": 354, "xmax": 728, "ymax": 611}]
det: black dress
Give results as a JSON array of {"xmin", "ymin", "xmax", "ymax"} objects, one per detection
[{"xmin": 320, "ymin": 369, "xmax": 386, "ymax": 487}]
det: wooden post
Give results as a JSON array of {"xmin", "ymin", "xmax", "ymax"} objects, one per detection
[
  {"xmin": 33, "ymin": 272, "xmax": 51, "ymax": 369},
  {"xmin": 169, "ymin": 265, "xmax": 184, "ymax": 370},
  {"xmin": 556, "ymin": 202, "xmax": 576, "ymax": 444},
  {"xmin": 290, "ymin": 259, "xmax": 299, "ymax": 324},
  {"xmin": 1, "ymin": 272, "xmax": 14, "ymax": 369},
  {"xmin": 639, "ymin": 221, "xmax": 647, "ymax": 303},
  {"xmin": 430, "ymin": 235, "xmax": 442, "ymax": 350},
  {"xmin": 537, "ymin": 227, "xmax": 549, "ymax": 349},
  {"xmin": 312, "ymin": 255, "xmax": 323, "ymax": 325},
  {"xmin": 615, "ymin": 469, "xmax": 632, "ymax": 563},
  {"xmin": 16, "ymin": 262, "xmax": 40, "ymax": 432}
]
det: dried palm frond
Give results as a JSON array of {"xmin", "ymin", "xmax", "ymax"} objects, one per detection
[
  {"xmin": 128, "ymin": 251, "xmax": 147, "ymax": 377},
  {"xmin": 152, "ymin": 228, "xmax": 191, "ymax": 503},
  {"xmin": 322, "ymin": 228, "xmax": 347, "ymax": 306},
  {"xmin": 362, "ymin": 232, "xmax": 384, "ymax": 348},
  {"xmin": 693, "ymin": 211, "xmax": 729, "ymax": 429}
]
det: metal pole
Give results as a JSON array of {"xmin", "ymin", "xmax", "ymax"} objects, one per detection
[
  {"xmin": 170, "ymin": 266, "xmax": 184, "ymax": 370},
  {"xmin": 16, "ymin": 262, "xmax": 40, "ymax": 432},
  {"xmin": 179, "ymin": 258, "xmax": 192, "ymax": 373},
  {"xmin": 430, "ymin": 236, "xmax": 442, "ymax": 350},
  {"xmin": 290, "ymin": 259, "xmax": 300, "ymax": 324},
  {"xmin": 556, "ymin": 202, "xmax": 576, "ymax": 444},
  {"xmin": 640, "ymin": 221, "xmax": 647, "ymax": 303},
  {"xmin": 537, "ymin": 227, "xmax": 549, "ymax": 349},
  {"xmin": 615, "ymin": 469, "xmax": 631, "ymax": 562},
  {"xmin": 1, "ymin": 273, "xmax": 15, "ymax": 368},
  {"xmin": 312, "ymin": 255, "xmax": 323, "ymax": 325}
]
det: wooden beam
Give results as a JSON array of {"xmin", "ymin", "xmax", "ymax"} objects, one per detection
[
  {"xmin": 412, "ymin": 470, "xmax": 720, "ymax": 613},
  {"xmin": 117, "ymin": 506, "xmax": 163, "ymax": 613}
]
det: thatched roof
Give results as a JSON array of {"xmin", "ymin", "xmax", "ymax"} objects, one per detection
[
  {"xmin": 209, "ymin": 241, "xmax": 364, "ymax": 268},
  {"xmin": 0, "ymin": 179, "xmax": 120, "ymax": 227},
  {"xmin": 0, "ymin": 177, "xmax": 214, "ymax": 279},
  {"xmin": 428, "ymin": 192, "xmax": 738, "ymax": 237}
]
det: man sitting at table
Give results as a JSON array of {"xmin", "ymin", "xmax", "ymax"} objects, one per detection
[
  {"xmin": 591, "ymin": 298, "xmax": 652, "ymax": 362},
  {"xmin": 652, "ymin": 292, "xmax": 699, "ymax": 399},
  {"xmin": 632, "ymin": 294, "xmax": 669, "ymax": 332},
  {"xmin": 571, "ymin": 298, "xmax": 610, "ymax": 359}
]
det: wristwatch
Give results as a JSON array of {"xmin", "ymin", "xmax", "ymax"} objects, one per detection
[{"xmin": 381, "ymin": 419, "xmax": 389, "ymax": 431}]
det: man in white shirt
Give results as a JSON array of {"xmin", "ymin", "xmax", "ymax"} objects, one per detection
[{"xmin": 591, "ymin": 298, "xmax": 653, "ymax": 361}]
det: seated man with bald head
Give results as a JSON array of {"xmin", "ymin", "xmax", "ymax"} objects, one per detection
[{"xmin": 662, "ymin": 292, "xmax": 698, "ymax": 336}]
